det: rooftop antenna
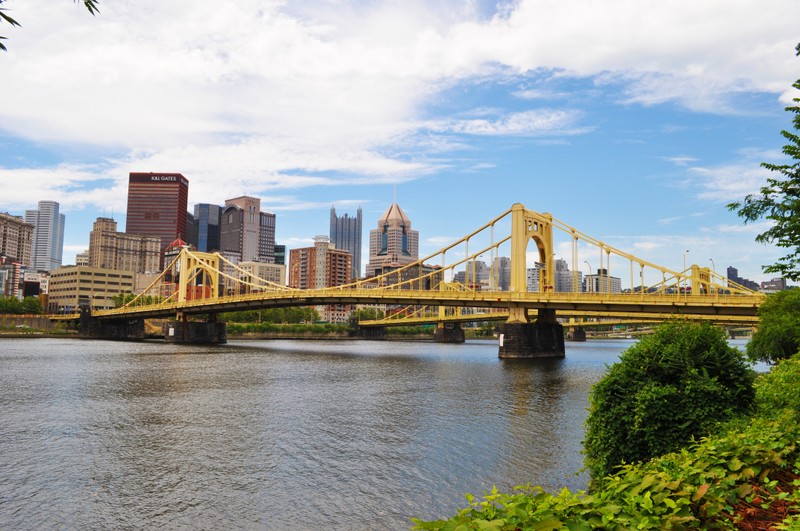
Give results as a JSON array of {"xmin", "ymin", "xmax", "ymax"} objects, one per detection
[{"xmin": 393, "ymin": 184, "xmax": 397, "ymax": 204}]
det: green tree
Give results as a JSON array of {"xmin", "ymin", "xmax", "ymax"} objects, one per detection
[
  {"xmin": 0, "ymin": 0, "xmax": 99, "ymax": 51},
  {"xmin": 583, "ymin": 321, "xmax": 755, "ymax": 482},
  {"xmin": 746, "ymin": 289, "xmax": 800, "ymax": 363},
  {"xmin": 0, "ymin": 296, "xmax": 22, "ymax": 314},
  {"xmin": 727, "ymin": 43, "xmax": 800, "ymax": 280},
  {"xmin": 353, "ymin": 307, "xmax": 385, "ymax": 321},
  {"xmin": 20, "ymin": 296, "xmax": 42, "ymax": 314}
]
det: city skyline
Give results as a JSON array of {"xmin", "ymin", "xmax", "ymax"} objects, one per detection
[{"xmin": 1, "ymin": 1, "xmax": 798, "ymax": 282}]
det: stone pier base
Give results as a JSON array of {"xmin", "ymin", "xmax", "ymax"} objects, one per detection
[
  {"xmin": 497, "ymin": 321, "xmax": 565, "ymax": 359},
  {"xmin": 566, "ymin": 326, "xmax": 587, "ymax": 342},
  {"xmin": 353, "ymin": 326, "xmax": 387, "ymax": 340},
  {"xmin": 433, "ymin": 323, "xmax": 465, "ymax": 343},
  {"xmin": 165, "ymin": 321, "xmax": 227, "ymax": 344},
  {"xmin": 80, "ymin": 308, "xmax": 145, "ymax": 340}
]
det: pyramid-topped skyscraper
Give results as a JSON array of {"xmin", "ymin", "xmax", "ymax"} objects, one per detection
[{"xmin": 365, "ymin": 201, "xmax": 419, "ymax": 278}]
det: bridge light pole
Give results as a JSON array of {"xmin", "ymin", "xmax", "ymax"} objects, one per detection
[
  {"xmin": 584, "ymin": 260, "xmax": 592, "ymax": 293},
  {"xmin": 709, "ymin": 258, "xmax": 716, "ymax": 295},
  {"xmin": 683, "ymin": 250, "xmax": 690, "ymax": 296}
]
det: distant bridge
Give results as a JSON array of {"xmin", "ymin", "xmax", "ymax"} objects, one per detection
[{"xmin": 76, "ymin": 203, "xmax": 763, "ymax": 357}]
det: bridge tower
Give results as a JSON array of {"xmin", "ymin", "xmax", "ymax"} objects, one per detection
[
  {"xmin": 498, "ymin": 203, "xmax": 565, "ymax": 358},
  {"xmin": 165, "ymin": 249, "xmax": 226, "ymax": 344}
]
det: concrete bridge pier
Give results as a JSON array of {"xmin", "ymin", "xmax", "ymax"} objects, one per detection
[
  {"xmin": 165, "ymin": 313, "xmax": 227, "ymax": 344},
  {"xmin": 498, "ymin": 309, "xmax": 565, "ymax": 359},
  {"xmin": 80, "ymin": 307, "xmax": 146, "ymax": 341},
  {"xmin": 566, "ymin": 326, "xmax": 587, "ymax": 342},
  {"xmin": 433, "ymin": 322, "xmax": 465, "ymax": 343}
]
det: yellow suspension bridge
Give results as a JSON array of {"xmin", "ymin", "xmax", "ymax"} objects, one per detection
[{"xmin": 79, "ymin": 203, "xmax": 763, "ymax": 358}]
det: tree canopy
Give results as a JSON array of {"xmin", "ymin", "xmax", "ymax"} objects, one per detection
[
  {"xmin": 746, "ymin": 288, "xmax": 800, "ymax": 364},
  {"xmin": 727, "ymin": 43, "xmax": 800, "ymax": 281},
  {"xmin": 0, "ymin": 0, "xmax": 98, "ymax": 51},
  {"xmin": 0, "ymin": 296, "xmax": 43, "ymax": 314}
]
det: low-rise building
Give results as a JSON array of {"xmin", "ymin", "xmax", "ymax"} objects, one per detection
[{"xmin": 48, "ymin": 266, "xmax": 135, "ymax": 312}]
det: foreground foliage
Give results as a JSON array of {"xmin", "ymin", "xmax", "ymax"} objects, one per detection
[
  {"xmin": 412, "ymin": 354, "xmax": 800, "ymax": 530},
  {"xmin": 583, "ymin": 321, "xmax": 755, "ymax": 481}
]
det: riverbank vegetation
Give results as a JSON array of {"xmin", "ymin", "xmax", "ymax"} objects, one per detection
[{"xmin": 0, "ymin": 296, "xmax": 42, "ymax": 314}]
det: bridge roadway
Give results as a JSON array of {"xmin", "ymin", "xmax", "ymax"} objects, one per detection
[{"xmin": 92, "ymin": 288, "xmax": 761, "ymax": 321}]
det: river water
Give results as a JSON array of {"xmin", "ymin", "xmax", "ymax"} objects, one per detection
[{"xmin": 1, "ymin": 337, "xmax": 639, "ymax": 529}]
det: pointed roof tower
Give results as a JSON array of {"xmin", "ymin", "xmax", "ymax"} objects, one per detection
[{"xmin": 378, "ymin": 202, "xmax": 411, "ymax": 226}]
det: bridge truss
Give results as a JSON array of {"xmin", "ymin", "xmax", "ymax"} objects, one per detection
[{"xmin": 91, "ymin": 203, "xmax": 763, "ymax": 325}]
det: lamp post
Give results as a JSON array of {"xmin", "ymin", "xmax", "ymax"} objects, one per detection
[
  {"xmin": 683, "ymin": 250, "xmax": 690, "ymax": 295},
  {"xmin": 584, "ymin": 260, "xmax": 592, "ymax": 293},
  {"xmin": 709, "ymin": 258, "xmax": 716, "ymax": 295}
]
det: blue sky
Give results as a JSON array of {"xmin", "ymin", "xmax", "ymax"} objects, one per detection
[{"xmin": 0, "ymin": 0, "xmax": 798, "ymax": 283}]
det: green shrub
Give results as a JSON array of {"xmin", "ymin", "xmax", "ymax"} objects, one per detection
[
  {"xmin": 755, "ymin": 353, "xmax": 800, "ymax": 419},
  {"xmin": 583, "ymin": 321, "xmax": 755, "ymax": 481}
]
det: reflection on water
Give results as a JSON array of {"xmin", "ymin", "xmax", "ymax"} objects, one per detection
[{"xmin": 0, "ymin": 338, "xmax": 633, "ymax": 529}]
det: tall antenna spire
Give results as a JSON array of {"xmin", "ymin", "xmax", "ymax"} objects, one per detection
[{"xmin": 393, "ymin": 184, "xmax": 397, "ymax": 204}]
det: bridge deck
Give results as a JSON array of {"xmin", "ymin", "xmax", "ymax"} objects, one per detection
[{"xmin": 90, "ymin": 289, "xmax": 761, "ymax": 320}]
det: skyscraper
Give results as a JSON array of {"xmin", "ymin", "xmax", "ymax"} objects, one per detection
[
  {"xmin": 88, "ymin": 217, "xmax": 161, "ymax": 273},
  {"xmin": 493, "ymin": 256, "xmax": 511, "ymax": 291},
  {"xmin": 366, "ymin": 202, "xmax": 419, "ymax": 278},
  {"xmin": 25, "ymin": 200, "xmax": 65, "ymax": 272},
  {"xmin": 330, "ymin": 206, "xmax": 362, "ymax": 280},
  {"xmin": 192, "ymin": 203, "xmax": 221, "ymax": 252},
  {"xmin": 125, "ymin": 172, "xmax": 189, "ymax": 257},
  {"xmin": 0, "ymin": 212, "xmax": 33, "ymax": 265},
  {"xmin": 289, "ymin": 235, "xmax": 353, "ymax": 322},
  {"xmin": 220, "ymin": 196, "xmax": 275, "ymax": 263}
]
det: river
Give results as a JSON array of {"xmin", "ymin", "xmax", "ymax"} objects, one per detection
[{"xmin": 0, "ymin": 337, "xmax": 673, "ymax": 529}]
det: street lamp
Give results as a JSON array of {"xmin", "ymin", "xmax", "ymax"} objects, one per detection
[
  {"xmin": 683, "ymin": 250, "xmax": 690, "ymax": 295},
  {"xmin": 709, "ymin": 258, "xmax": 716, "ymax": 274},
  {"xmin": 584, "ymin": 260, "xmax": 592, "ymax": 293}
]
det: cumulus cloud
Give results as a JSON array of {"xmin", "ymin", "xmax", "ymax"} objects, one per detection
[{"xmin": 0, "ymin": 0, "xmax": 796, "ymax": 228}]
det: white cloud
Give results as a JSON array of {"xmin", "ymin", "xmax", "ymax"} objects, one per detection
[
  {"xmin": 662, "ymin": 156, "xmax": 700, "ymax": 167},
  {"xmin": 440, "ymin": 109, "xmax": 587, "ymax": 136},
  {"xmin": 689, "ymin": 164, "xmax": 772, "ymax": 202},
  {"xmin": 0, "ymin": 0, "xmax": 797, "ymax": 233}
]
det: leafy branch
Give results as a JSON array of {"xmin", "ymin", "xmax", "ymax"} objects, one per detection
[
  {"xmin": 0, "ymin": 0, "xmax": 99, "ymax": 52},
  {"xmin": 727, "ymin": 43, "xmax": 800, "ymax": 280}
]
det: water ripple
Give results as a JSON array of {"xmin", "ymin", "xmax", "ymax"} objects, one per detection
[{"xmin": 0, "ymin": 338, "xmax": 627, "ymax": 529}]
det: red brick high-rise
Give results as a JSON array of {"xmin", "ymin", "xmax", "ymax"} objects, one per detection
[{"xmin": 125, "ymin": 172, "xmax": 189, "ymax": 262}]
